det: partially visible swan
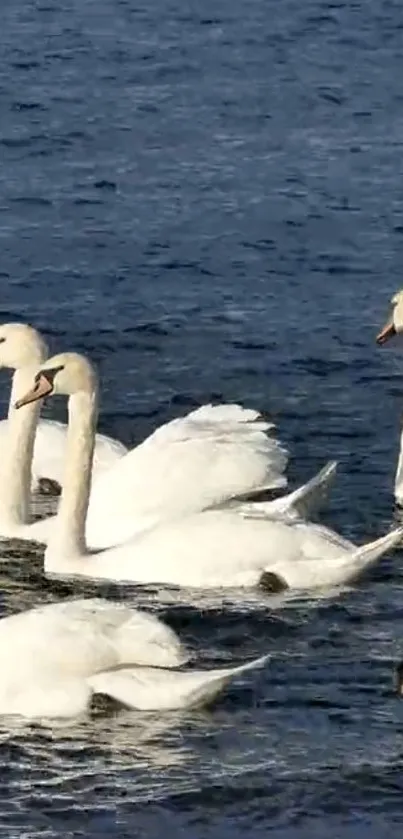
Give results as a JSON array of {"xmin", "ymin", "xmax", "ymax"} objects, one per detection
[
  {"xmin": 376, "ymin": 290, "xmax": 403, "ymax": 505},
  {"xmin": 0, "ymin": 323, "xmax": 127, "ymax": 494},
  {"xmin": 15, "ymin": 353, "xmax": 402, "ymax": 590},
  {"xmin": 0, "ymin": 597, "xmax": 268, "ymax": 719},
  {"xmin": 0, "ymin": 325, "xmax": 337, "ymax": 544},
  {"xmin": 376, "ymin": 290, "xmax": 403, "ymax": 347}
]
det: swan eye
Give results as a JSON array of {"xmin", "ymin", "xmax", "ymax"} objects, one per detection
[
  {"xmin": 0, "ymin": 338, "xmax": 5, "ymax": 344},
  {"xmin": 34, "ymin": 364, "xmax": 65, "ymax": 386}
]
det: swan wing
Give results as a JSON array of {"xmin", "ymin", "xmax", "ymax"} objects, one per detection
[
  {"xmin": 85, "ymin": 404, "xmax": 288, "ymax": 549},
  {"xmin": 88, "ymin": 654, "xmax": 270, "ymax": 711},
  {"xmin": 0, "ymin": 418, "xmax": 127, "ymax": 492}
]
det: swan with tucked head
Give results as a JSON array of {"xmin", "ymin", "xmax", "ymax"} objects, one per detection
[
  {"xmin": 15, "ymin": 352, "xmax": 402, "ymax": 589},
  {"xmin": 376, "ymin": 291, "xmax": 403, "ymax": 505},
  {"xmin": 0, "ymin": 596, "xmax": 270, "ymax": 718}
]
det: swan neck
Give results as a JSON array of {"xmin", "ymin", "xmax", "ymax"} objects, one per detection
[
  {"xmin": 395, "ymin": 429, "xmax": 403, "ymax": 503},
  {"xmin": 0, "ymin": 367, "xmax": 41, "ymax": 524},
  {"xmin": 49, "ymin": 388, "xmax": 98, "ymax": 560}
]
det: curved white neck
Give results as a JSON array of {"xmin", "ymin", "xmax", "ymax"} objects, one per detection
[
  {"xmin": 395, "ymin": 428, "xmax": 403, "ymax": 504},
  {"xmin": 47, "ymin": 389, "xmax": 98, "ymax": 559},
  {"xmin": 0, "ymin": 367, "xmax": 42, "ymax": 525}
]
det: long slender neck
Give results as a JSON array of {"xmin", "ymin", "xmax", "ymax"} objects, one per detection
[
  {"xmin": 0, "ymin": 367, "xmax": 42, "ymax": 525},
  {"xmin": 395, "ymin": 428, "xmax": 403, "ymax": 503},
  {"xmin": 48, "ymin": 388, "xmax": 98, "ymax": 559}
]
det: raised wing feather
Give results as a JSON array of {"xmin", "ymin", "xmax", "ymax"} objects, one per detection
[{"xmin": 85, "ymin": 404, "xmax": 288, "ymax": 549}]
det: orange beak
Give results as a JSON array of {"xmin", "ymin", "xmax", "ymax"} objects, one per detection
[
  {"xmin": 14, "ymin": 373, "xmax": 53, "ymax": 409},
  {"xmin": 376, "ymin": 316, "xmax": 396, "ymax": 346}
]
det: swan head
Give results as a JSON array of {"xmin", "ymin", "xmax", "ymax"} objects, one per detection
[
  {"xmin": 0, "ymin": 323, "xmax": 48, "ymax": 369},
  {"xmin": 14, "ymin": 352, "xmax": 98, "ymax": 408},
  {"xmin": 376, "ymin": 291, "xmax": 403, "ymax": 345}
]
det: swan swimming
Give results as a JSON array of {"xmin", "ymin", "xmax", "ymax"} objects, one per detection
[
  {"xmin": 376, "ymin": 289, "xmax": 403, "ymax": 505},
  {"xmin": 0, "ymin": 597, "xmax": 268, "ymax": 719},
  {"xmin": 0, "ymin": 323, "xmax": 127, "ymax": 495},
  {"xmin": 0, "ymin": 324, "xmax": 336, "ymax": 544},
  {"xmin": 14, "ymin": 352, "xmax": 402, "ymax": 590}
]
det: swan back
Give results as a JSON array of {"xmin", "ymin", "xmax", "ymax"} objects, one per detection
[
  {"xmin": 0, "ymin": 323, "xmax": 48, "ymax": 369},
  {"xmin": 0, "ymin": 598, "xmax": 186, "ymax": 675}
]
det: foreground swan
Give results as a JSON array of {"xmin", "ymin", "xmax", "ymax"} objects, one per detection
[
  {"xmin": 0, "ymin": 323, "xmax": 126, "ymax": 493},
  {"xmin": 0, "ymin": 598, "xmax": 268, "ymax": 718},
  {"xmin": 0, "ymin": 325, "xmax": 337, "ymax": 545},
  {"xmin": 377, "ymin": 290, "xmax": 403, "ymax": 505},
  {"xmin": 15, "ymin": 353, "xmax": 402, "ymax": 589}
]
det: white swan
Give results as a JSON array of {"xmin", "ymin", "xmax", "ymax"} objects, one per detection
[
  {"xmin": 0, "ymin": 323, "xmax": 127, "ymax": 494},
  {"xmin": 0, "ymin": 325, "xmax": 337, "ymax": 544},
  {"xmin": 0, "ymin": 597, "xmax": 268, "ymax": 719},
  {"xmin": 15, "ymin": 353, "xmax": 402, "ymax": 590},
  {"xmin": 376, "ymin": 289, "xmax": 403, "ymax": 505}
]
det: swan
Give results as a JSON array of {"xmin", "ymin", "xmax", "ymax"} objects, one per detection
[
  {"xmin": 376, "ymin": 290, "xmax": 403, "ymax": 505},
  {"xmin": 15, "ymin": 352, "xmax": 402, "ymax": 590},
  {"xmin": 0, "ymin": 597, "xmax": 268, "ymax": 718},
  {"xmin": 0, "ymin": 326, "xmax": 337, "ymax": 544},
  {"xmin": 0, "ymin": 323, "xmax": 127, "ymax": 494}
]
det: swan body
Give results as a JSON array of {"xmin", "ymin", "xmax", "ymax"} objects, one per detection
[
  {"xmin": 0, "ymin": 598, "xmax": 268, "ymax": 719},
  {"xmin": 377, "ymin": 290, "xmax": 403, "ymax": 505},
  {"xmin": 0, "ymin": 323, "xmax": 127, "ymax": 495},
  {"xmin": 44, "ymin": 508, "xmax": 403, "ymax": 589},
  {"xmin": 15, "ymin": 353, "xmax": 402, "ymax": 590},
  {"xmin": 0, "ymin": 325, "xmax": 338, "ymax": 545}
]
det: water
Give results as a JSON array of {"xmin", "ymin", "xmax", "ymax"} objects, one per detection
[{"xmin": 1, "ymin": 0, "xmax": 403, "ymax": 835}]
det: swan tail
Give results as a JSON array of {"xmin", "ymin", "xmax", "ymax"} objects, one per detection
[
  {"xmin": 236, "ymin": 461, "xmax": 338, "ymax": 520},
  {"xmin": 267, "ymin": 460, "xmax": 338, "ymax": 519},
  {"xmin": 88, "ymin": 654, "xmax": 270, "ymax": 712},
  {"xmin": 344, "ymin": 527, "xmax": 403, "ymax": 582}
]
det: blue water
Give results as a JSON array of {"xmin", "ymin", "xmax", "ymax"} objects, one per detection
[{"xmin": 1, "ymin": 0, "xmax": 403, "ymax": 835}]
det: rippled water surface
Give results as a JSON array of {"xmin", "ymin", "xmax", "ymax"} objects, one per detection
[{"xmin": 1, "ymin": 0, "xmax": 403, "ymax": 836}]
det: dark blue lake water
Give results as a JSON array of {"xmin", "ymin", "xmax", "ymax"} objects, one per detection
[{"xmin": 1, "ymin": 0, "xmax": 403, "ymax": 836}]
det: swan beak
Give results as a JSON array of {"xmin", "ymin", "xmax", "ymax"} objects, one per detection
[
  {"xmin": 376, "ymin": 317, "xmax": 396, "ymax": 346},
  {"xmin": 14, "ymin": 373, "xmax": 53, "ymax": 409}
]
